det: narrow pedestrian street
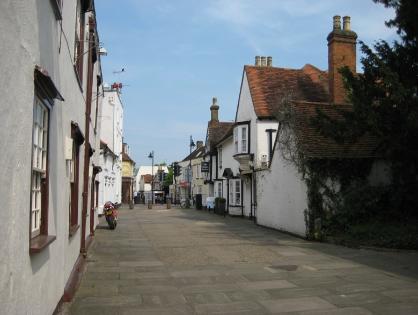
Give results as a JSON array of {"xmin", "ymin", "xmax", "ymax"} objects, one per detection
[{"xmin": 63, "ymin": 205, "xmax": 418, "ymax": 315}]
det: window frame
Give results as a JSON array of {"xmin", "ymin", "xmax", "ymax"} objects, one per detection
[
  {"xmin": 29, "ymin": 89, "xmax": 56, "ymax": 254},
  {"xmin": 31, "ymin": 97, "xmax": 50, "ymax": 238},
  {"xmin": 228, "ymin": 179, "xmax": 242, "ymax": 206},
  {"xmin": 233, "ymin": 125, "xmax": 249, "ymax": 155},
  {"xmin": 241, "ymin": 127, "xmax": 247, "ymax": 153}
]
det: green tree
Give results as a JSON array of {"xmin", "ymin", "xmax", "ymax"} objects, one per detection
[
  {"xmin": 312, "ymin": 0, "xmax": 418, "ymax": 216},
  {"xmin": 163, "ymin": 165, "xmax": 173, "ymax": 188}
]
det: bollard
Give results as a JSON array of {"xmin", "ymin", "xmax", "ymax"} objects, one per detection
[
  {"xmin": 129, "ymin": 200, "xmax": 134, "ymax": 209},
  {"xmin": 147, "ymin": 200, "xmax": 152, "ymax": 209},
  {"xmin": 166, "ymin": 200, "xmax": 171, "ymax": 209}
]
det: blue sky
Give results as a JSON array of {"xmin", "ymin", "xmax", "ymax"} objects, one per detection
[{"xmin": 95, "ymin": 0, "xmax": 396, "ymax": 167}]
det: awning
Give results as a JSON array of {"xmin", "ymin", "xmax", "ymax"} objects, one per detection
[
  {"xmin": 35, "ymin": 65, "xmax": 64, "ymax": 101},
  {"xmin": 222, "ymin": 168, "xmax": 234, "ymax": 178},
  {"xmin": 71, "ymin": 121, "xmax": 85, "ymax": 145}
]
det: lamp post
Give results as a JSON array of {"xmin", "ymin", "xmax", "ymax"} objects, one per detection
[
  {"xmin": 189, "ymin": 135, "xmax": 195, "ymax": 201},
  {"xmin": 148, "ymin": 151, "xmax": 154, "ymax": 204}
]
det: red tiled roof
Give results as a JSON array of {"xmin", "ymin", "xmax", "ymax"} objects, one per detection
[
  {"xmin": 289, "ymin": 101, "xmax": 379, "ymax": 159},
  {"xmin": 122, "ymin": 151, "xmax": 135, "ymax": 164},
  {"xmin": 142, "ymin": 174, "xmax": 153, "ymax": 184},
  {"xmin": 245, "ymin": 64, "xmax": 329, "ymax": 119},
  {"xmin": 207, "ymin": 121, "xmax": 234, "ymax": 152}
]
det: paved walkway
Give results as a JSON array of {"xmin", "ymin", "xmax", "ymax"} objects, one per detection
[{"xmin": 65, "ymin": 205, "xmax": 418, "ymax": 314}]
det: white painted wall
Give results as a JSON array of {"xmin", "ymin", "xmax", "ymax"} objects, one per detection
[
  {"xmin": 191, "ymin": 156, "xmax": 209, "ymax": 206},
  {"xmin": 256, "ymin": 148, "xmax": 308, "ymax": 237},
  {"xmin": 98, "ymin": 88, "xmax": 124, "ymax": 210},
  {"xmin": 0, "ymin": 1, "xmax": 104, "ymax": 314},
  {"xmin": 236, "ymin": 72, "xmax": 256, "ymax": 122},
  {"xmin": 256, "ymin": 121, "xmax": 279, "ymax": 168}
]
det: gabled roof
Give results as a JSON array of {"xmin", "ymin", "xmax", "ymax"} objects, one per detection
[
  {"xmin": 122, "ymin": 151, "xmax": 135, "ymax": 164},
  {"xmin": 182, "ymin": 146, "xmax": 206, "ymax": 162},
  {"xmin": 244, "ymin": 64, "xmax": 329, "ymax": 119},
  {"xmin": 206, "ymin": 121, "xmax": 234, "ymax": 153},
  {"xmin": 288, "ymin": 101, "xmax": 378, "ymax": 159},
  {"xmin": 142, "ymin": 174, "xmax": 153, "ymax": 184}
]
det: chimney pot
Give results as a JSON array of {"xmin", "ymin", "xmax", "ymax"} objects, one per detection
[
  {"xmin": 210, "ymin": 97, "xmax": 219, "ymax": 122},
  {"xmin": 196, "ymin": 141, "xmax": 203, "ymax": 149},
  {"xmin": 267, "ymin": 56, "xmax": 272, "ymax": 67},
  {"xmin": 333, "ymin": 15, "xmax": 341, "ymax": 30},
  {"xmin": 255, "ymin": 56, "xmax": 261, "ymax": 66},
  {"xmin": 261, "ymin": 56, "xmax": 267, "ymax": 67},
  {"xmin": 343, "ymin": 16, "xmax": 351, "ymax": 31}
]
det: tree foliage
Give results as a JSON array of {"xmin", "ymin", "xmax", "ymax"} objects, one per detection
[{"xmin": 312, "ymin": 0, "xmax": 418, "ymax": 214}]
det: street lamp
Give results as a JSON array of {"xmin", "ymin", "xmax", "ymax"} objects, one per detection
[
  {"xmin": 189, "ymin": 135, "xmax": 195, "ymax": 201},
  {"xmin": 148, "ymin": 151, "xmax": 154, "ymax": 204}
]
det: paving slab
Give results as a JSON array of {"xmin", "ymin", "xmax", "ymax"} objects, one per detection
[{"xmin": 62, "ymin": 205, "xmax": 418, "ymax": 314}]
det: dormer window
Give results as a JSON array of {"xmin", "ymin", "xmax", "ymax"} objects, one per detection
[{"xmin": 233, "ymin": 125, "xmax": 248, "ymax": 154}]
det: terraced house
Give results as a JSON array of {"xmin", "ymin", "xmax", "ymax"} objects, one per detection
[{"xmin": 0, "ymin": 1, "xmax": 106, "ymax": 313}]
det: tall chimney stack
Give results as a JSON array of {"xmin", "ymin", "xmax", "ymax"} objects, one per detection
[
  {"xmin": 255, "ymin": 56, "xmax": 261, "ymax": 66},
  {"xmin": 327, "ymin": 15, "xmax": 357, "ymax": 104},
  {"xmin": 210, "ymin": 97, "xmax": 219, "ymax": 123},
  {"xmin": 267, "ymin": 56, "xmax": 273, "ymax": 67},
  {"xmin": 261, "ymin": 56, "xmax": 267, "ymax": 67}
]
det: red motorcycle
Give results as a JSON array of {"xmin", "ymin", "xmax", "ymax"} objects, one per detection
[{"xmin": 103, "ymin": 201, "xmax": 118, "ymax": 230}]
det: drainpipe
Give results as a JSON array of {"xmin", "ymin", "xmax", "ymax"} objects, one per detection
[
  {"xmin": 226, "ymin": 178, "xmax": 229, "ymax": 213},
  {"xmin": 241, "ymin": 177, "xmax": 244, "ymax": 217},
  {"xmin": 81, "ymin": 17, "xmax": 95, "ymax": 256},
  {"xmin": 265, "ymin": 129, "xmax": 277, "ymax": 167},
  {"xmin": 250, "ymin": 174, "xmax": 253, "ymax": 219},
  {"xmin": 253, "ymin": 171, "xmax": 257, "ymax": 223}
]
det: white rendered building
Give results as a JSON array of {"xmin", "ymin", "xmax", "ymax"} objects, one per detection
[
  {"xmin": 97, "ymin": 84, "xmax": 124, "ymax": 213},
  {"xmin": 0, "ymin": 1, "xmax": 105, "ymax": 313}
]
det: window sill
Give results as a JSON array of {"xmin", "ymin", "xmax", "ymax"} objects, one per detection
[
  {"xmin": 69, "ymin": 224, "xmax": 80, "ymax": 237},
  {"xmin": 30, "ymin": 235, "xmax": 56, "ymax": 255}
]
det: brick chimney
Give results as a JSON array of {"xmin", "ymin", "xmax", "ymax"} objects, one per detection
[
  {"xmin": 327, "ymin": 15, "xmax": 357, "ymax": 104},
  {"xmin": 210, "ymin": 97, "xmax": 219, "ymax": 123}
]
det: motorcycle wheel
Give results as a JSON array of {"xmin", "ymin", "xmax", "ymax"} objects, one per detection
[{"xmin": 106, "ymin": 216, "xmax": 115, "ymax": 230}]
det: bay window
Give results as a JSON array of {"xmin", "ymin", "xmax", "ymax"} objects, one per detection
[{"xmin": 233, "ymin": 125, "xmax": 248, "ymax": 154}]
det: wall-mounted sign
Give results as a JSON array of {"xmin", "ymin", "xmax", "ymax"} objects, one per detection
[{"xmin": 201, "ymin": 162, "xmax": 210, "ymax": 173}]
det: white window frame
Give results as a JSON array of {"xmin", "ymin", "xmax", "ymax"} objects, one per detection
[
  {"xmin": 31, "ymin": 98, "xmax": 49, "ymax": 236},
  {"xmin": 229, "ymin": 179, "xmax": 241, "ymax": 206},
  {"xmin": 241, "ymin": 127, "xmax": 247, "ymax": 153},
  {"xmin": 234, "ymin": 128, "xmax": 238, "ymax": 153},
  {"xmin": 234, "ymin": 126, "xmax": 248, "ymax": 154}
]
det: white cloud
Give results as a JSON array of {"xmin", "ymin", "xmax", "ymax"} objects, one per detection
[{"xmin": 204, "ymin": 0, "xmax": 397, "ymax": 54}]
